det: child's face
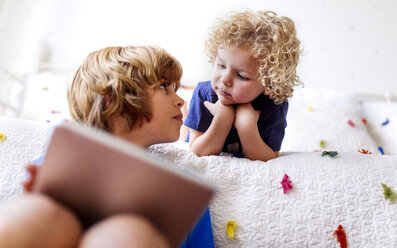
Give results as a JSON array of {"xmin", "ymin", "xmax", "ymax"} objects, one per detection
[
  {"xmin": 211, "ymin": 46, "xmax": 266, "ymax": 105},
  {"xmin": 140, "ymin": 84, "xmax": 184, "ymax": 145}
]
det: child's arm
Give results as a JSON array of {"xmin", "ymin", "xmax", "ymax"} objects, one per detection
[
  {"xmin": 234, "ymin": 103, "xmax": 278, "ymax": 162},
  {"xmin": 189, "ymin": 101, "xmax": 235, "ymax": 156}
]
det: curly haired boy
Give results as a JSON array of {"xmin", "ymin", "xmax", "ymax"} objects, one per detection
[{"xmin": 184, "ymin": 10, "xmax": 303, "ymax": 161}]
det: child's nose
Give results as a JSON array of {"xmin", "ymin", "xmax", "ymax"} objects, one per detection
[
  {"xmin": 175, "ymin": 94, "xmax": 184, "ymax": 108},
  {"xmin": 221, "ymin": 71, "xmax": 232, "ymax": 87}
]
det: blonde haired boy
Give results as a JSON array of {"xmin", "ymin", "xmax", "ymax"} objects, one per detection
[{"xmin": 0, "ymin": 45, "xmax": 214, "ymax": 248}]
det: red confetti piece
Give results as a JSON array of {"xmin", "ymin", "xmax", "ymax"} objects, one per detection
[
  {"xmin": 333, "ymin": 225, "xmax": 347, "ymax": 248},
  {"xmin": 347, "ymin": 120, "xmax": 355, "ymax": 127},
  {"xmin": 358, "ymin": 148, "xmax": 372, "ymax": 154},
  {"xmin": 280, "ymin": 174, "xmax": 293, "ymax": 194},
  {"xmin": 361, "ymin": 118, "xmax": 367, "ymax": 124},
  {"xmin": 51, "ymin": 110, "xmax": 61, "ymax": 114}
]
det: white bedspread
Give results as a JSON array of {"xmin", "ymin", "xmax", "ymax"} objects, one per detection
[
  {"xmin": 0, "ymin": 117, "xmax": 51, "ymax": 201},
  {"xmin": 149, "ymin": 143, "xmax": 397, "ymax": 247},
  {"xmin": 1, "ymin": 115, "xmax": 397, "ymax": 247}
]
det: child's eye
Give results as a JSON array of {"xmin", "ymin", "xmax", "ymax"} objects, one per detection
[
  {"xmin": 237, "ymin": 74, "xmax": 249, "ymax": 80},
  {"xmin": 159, "ymin": 83, "xmax": 175, "ymax": 94},
  {"xmin": 217, "ymin": 63, "xmax": 226, "ymax": 69}
]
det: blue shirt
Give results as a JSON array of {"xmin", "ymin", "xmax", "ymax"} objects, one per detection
[
  {"xmin": 179, "ymin": 208, "xmax": 214, "ymax": 248},
  {"xmin": 184, "ymin": 81, "xmax": 288, "ymax": 154}
]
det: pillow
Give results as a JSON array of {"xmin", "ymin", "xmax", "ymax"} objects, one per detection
[
  {"xmin": 361, "ymin": 101, "xmax": 397, "ymax": 155},
  {"xmin": 282, "ymin": 88, "xmax": 380, "ymax": 154},
  {"xmin": 19, "ymin": 72, "xmax": 72, "ymax": 123}
]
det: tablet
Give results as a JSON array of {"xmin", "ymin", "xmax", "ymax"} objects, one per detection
[{"xmin": 32, "ymin": 122, "xmax": 215, "ymax": 247}]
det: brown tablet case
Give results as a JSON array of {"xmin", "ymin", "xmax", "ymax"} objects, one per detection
[{"xmin": 33, "ymin": 122, "xmax": 215, "ymax": 247}]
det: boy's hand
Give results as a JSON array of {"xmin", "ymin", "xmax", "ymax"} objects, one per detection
[
  {"xmin": 203, "ymin": 100, "xmax": 235, "ymax": 120},
  {"xmin": 235, "ymin": 103, "xmax": 260, "ymax": 130},
  {"xmin": 189, "ymin": 100, "xmax": 235, "ymax": 156},
  {"xmin": 22, "ymin": 164, "xmax": 39, "ymax": 192}
]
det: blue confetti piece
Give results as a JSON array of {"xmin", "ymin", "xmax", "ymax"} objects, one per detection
[
  {"xmin": 381, "ymin": 118, "xmax": 389, "ymax": 126},
  {"xmin": 378, "ymin": 146, "xmax": 384, "ymax": 155}
]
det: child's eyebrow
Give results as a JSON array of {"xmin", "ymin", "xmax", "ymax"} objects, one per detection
[
  {"xmin": 215, "ymin": 55, "xmax": 255, "ymax": 74},
  {"xmin": 215, "ymin": 56, "xmax": 224, "ymax": 63},
  {"xmin": 230, "ymin": 65, "xmax": 256, "ymax": 76}
]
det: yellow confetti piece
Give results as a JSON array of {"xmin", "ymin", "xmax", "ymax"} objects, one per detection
[
  {"xmin": 226, "ymin": 220, "xmax": 237, "ymax": 239},
  {"xmin": 308, "ymin": 107, "xmax": 314, "ymax": 112},
  {"xmin": 319, "ymin": 140, "xmax": 326, "ymax": 148},
  {"xmin": 42, "ymin": 87, "xmax": 49, "ymax": 91},
  {"xmin": 0, "ymin": 132, "xmax": 6, "ymax": 142}
]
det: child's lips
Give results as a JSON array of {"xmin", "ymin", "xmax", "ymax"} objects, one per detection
[
  {"xmin": 173, "ymin": 114, "xmax": 183, "ymax": 123},
  {"xmin": 220, "ymin": 90, "xmax": 231, "ymax": 97}
]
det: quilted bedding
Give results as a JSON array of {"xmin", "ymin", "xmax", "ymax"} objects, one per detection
[
  {"xmin": 0, "ymin": 117, "xmax": 51, "ymax": 201},
  {"xmin": 1, "ymin": 88, "xmax": 397, "ymax": 248},
  {"xmin": 149, "ymin": 143, "xmax": 397, "ymax": 247}
]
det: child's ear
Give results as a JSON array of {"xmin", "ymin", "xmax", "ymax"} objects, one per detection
[
  {"xmin": 263, "ymin": 87, "xmax": 271, "ymax": 96},
  {"xmin": 102, "ymin": 93, "xmax": 112, "ymax": 110}
]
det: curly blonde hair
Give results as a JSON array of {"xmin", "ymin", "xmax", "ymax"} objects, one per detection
[
  {"xmin": 67, "ymin": 45, "xmax": 182, "ymax": 131},
  {"xmin": 205, "ymin": 10, "xmax": 303, "ymax": 104}
]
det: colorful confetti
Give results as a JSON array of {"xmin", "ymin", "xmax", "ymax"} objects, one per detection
[
  {"xmin": 378, "ymin": 146, "xmax": 384, "ymax": 155},
  {"xmin": 358, "ymin": 148, "xmax": 372, "ymax": 154},
  {"xmin": 321, "ymin": 151, "xmax": 339, "ymax": 158},
  {"xmin": 333, "ymin": 225, "xmax": 347, "ymax": 248},
  {"xmin": 226, "ymin": 221, "xmax": 237, "ymax": 239},
  {"xmin": 280, "ymin": 174, "xmax": 293, "ymax": 194},
  {"xmin": 361, "ymin": 118, "xmax": 367, "ymax": 124},
  {"xmin": 381, "ymin": 118, "xmax": 390, "ymax": 126},
  {"xmin": 308, "ymin": 107, "xmax": 314, "ymax": 112},
  {"xmin": 381, "ymin": 183, "xmax": 396, "ymax": 202},
  {"xmin": 347, "ymin": 120, "xmax": 355, "ymax": 127},
  {"xmin": 319, "ymin": 140, "xmax": 326, "ymax": 148},
  {"xmin": 0, "ymin": 132, "xmax": 6, "ymax": 142}
]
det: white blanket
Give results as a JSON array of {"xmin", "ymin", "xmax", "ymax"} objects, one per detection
[
  {"xmin": 149, "ymin": 143, "xmax": 397, "ymax": 247},
  {"xmin": 0, "ymin": 117, "xmax": 51, "ymax": 201},
  {"xmin": 1, "ymin": 116, "xmax": 396, "ymax": 247}
]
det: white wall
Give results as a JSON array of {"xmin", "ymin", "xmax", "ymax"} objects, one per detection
[{"xmin": 0, "ymin": 0, "xmax": 396, "ymax": 118}]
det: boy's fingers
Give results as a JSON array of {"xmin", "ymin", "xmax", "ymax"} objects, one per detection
[
  {"xmin": 203, "ymin": 101, "xmax": 215, "ymax": 114},
  {"xmin": 22, "ymin": 165, "xmax": 39, "ymax": 192},
  {"xmin": 203, "ymin": 101, "xmax": 212, "ymax": 108}
]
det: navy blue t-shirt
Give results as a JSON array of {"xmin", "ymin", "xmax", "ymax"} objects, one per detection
[{"xmin": 184, "ymin": 81, "xmax": 288, "ymax": 154}]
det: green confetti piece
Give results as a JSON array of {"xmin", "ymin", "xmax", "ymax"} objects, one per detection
[
  {"xmin": 381, "ymin": 183, "xmax": 396, "ymax": 202},
  {"xmin": 321, "ymin": 151, "xmax": 338, "ymax": 158}
]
